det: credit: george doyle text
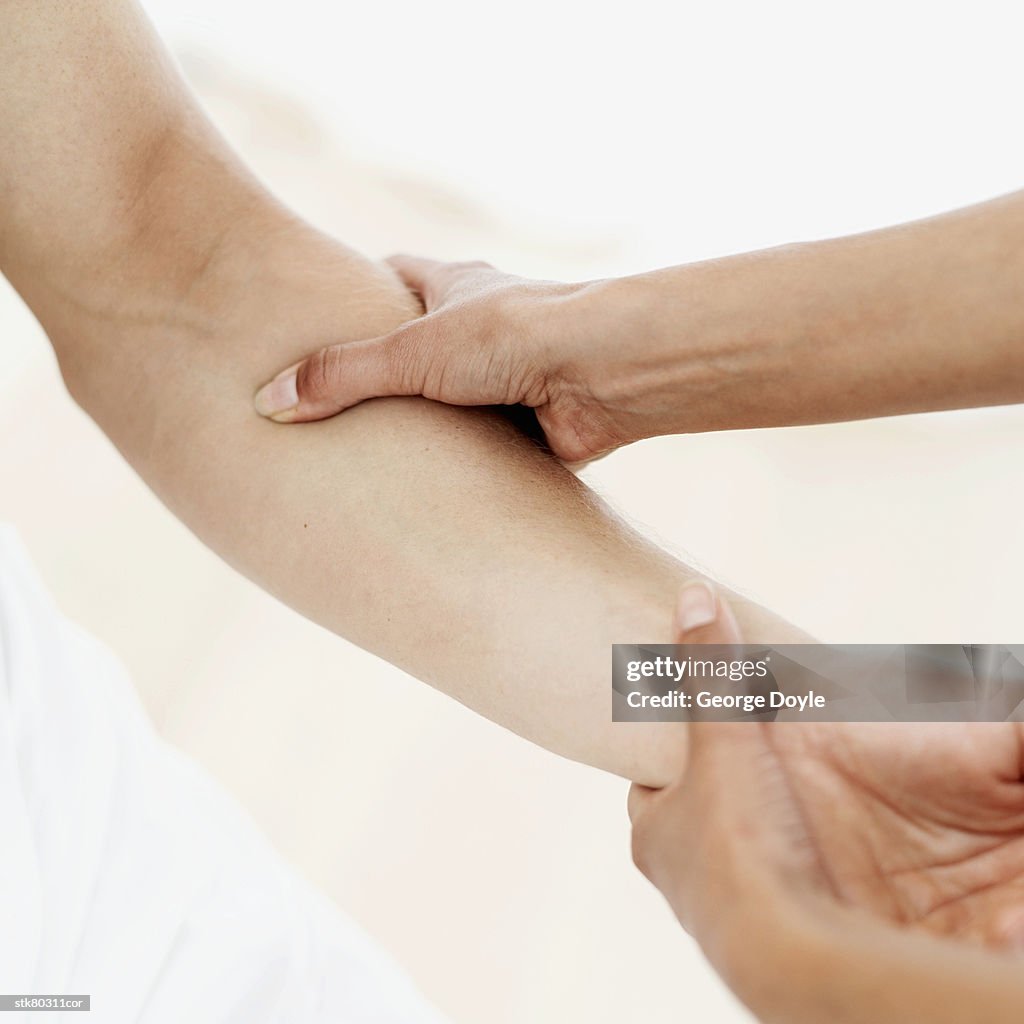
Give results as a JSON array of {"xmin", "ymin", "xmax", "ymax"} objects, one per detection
[{"xmin": 613, "ymin": 644, "xmax": 1024, "ymax": 723}]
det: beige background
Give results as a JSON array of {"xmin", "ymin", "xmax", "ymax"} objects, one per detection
[{"xmin": 2, "ymin": 49, "xmax": 1023, "ymax": 1024}]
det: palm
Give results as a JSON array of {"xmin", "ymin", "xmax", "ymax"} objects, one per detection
[{"xmin": 774, "ymin": 722, "xmax": 1024, "ymax": 945}]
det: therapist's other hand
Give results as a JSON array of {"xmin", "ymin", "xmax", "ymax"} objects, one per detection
[
  {"xmin": 253, "ymin": 256, "xmax": 652, "ymax": 462},
  {"xmin": 627, "ymin": 580, "xmax": 826, "ymax": 963},
  {"xmin": 629, "ymin": 583, "xmax": 1024, "ymax": 1003}
]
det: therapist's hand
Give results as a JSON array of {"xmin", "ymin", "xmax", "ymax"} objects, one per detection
[
  {"xmin": 253, "ymin": 255, "xmax": 661, "ymax": 462},
  {"xmin": 629, "ymin": 583, "xmax": 1024, "ymax": 1022},
  {"xmin": 254, "ymin": 193, "xmax": 1024, "ymax": 456}
]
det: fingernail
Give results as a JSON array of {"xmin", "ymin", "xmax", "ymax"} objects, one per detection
[
  {"xmin": 254, "ymin": 369, "xmax": 299, "ymax": 422},
  {"xmin": 676, "ymin": 581, "xmax": 717, "ymax": 634}
]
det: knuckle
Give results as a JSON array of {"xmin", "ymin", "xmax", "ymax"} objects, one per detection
[
  {"xmin": 538, "ymin": 397, "xmax": 607, "ymax": 463},
  {"xmin": 385, "ymin": 324, "xmax": 430, "ymax": 394},
  {"xmin": 487, "ymin": 290, "xmax": 520, "ymax": 329},
  {"xmin": 297, "ymin": 345, "xmax": 344, "ymax": 403},
  {"xmin": 386, "ymin": 323, "xmax": 417, "ymax": 365},
  {"xmin": 442, "ymin": 260, "xmax": 496, "ymax": 297},
  {"xmin": 452, "ymin": 259, "xmax": 493, "ymax": 273}
]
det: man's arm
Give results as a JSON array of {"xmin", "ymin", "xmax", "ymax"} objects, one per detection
[{"xmin": 0, "ymin": 0, "xmax": 806, "ymax": 787}]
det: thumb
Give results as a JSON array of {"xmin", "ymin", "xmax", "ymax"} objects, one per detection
[
  {"xmin": 253, "ymin": 331, "xmax": 417, "ymax": 423},
  {"xmin": 673, "ymin": 580, "xmax": 754, "ymax": 761},
  {"xmin": 674, "ymin": 580, "xmax": 742, "ymax": 646}
]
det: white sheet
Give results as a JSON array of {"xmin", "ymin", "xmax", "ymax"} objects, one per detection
[{"xmin": 0, "ymin": 526, "xmax": 447, "ymax": 1023}]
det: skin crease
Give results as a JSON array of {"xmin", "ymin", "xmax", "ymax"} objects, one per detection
[
  {"xmin": 630, "ymin": 586, "xmax": 1024, "ymax": 1023},
  {"xmin": 259, "ymin": 193, "xmax": 1024, "ymax": 463},
  {"xmin": 0, "ymin": 0, "xmax": 808, "ymax": 789},
  {"xmin": 7, "ymin": 5, "xmax": 1024, "ymax": 1017}
]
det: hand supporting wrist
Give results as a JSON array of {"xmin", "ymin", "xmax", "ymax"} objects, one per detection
[
  {"xmin": 723, "ymin": 893, "xmax": 1024, "ymax": 1024},
  {"xmin": 714, "ymin": 898, "xmax": 825, "ymax": 1022}
]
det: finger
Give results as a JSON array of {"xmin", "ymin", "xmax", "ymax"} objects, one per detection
[
  {"xmin": 675, "ymin": 587, "xmax": 824, "ymax": 891},
  {"xmin": 673, "ymin": 582, "xmax": 753, "ymax": 764},
  {"xmin": 990, "ymin": 902, "xmax": 1024, "ymax": 952},
  {"xmin": 253, "ymin": 332, "xmax": 415, "ymax": 423},
  {"xmin": 627, "ymin": 585, "xmax": 748, "ymax": 818},
  {"xmin": 387, "ymin": 254, "xmax": 494, "ymax": 311},
  {"xmin": 386, "ymin": 254, "xmax": 448, "ymax": 307}
]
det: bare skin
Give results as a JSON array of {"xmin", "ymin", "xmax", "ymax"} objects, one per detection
[
  {"xmin": 631, "ymin": 588, "xmax": 1024, "ymax": 1023},
  {"xmin": 259, "ymin": 196, "xmax": 1024, "ymax": 462},
  {"xmin": 0, "ymin": 0, "xmax": 806, "ymax": 788},
  {"xmin": 5, "ymin": 3, "xmax": 1024, "ymax": 1009}
]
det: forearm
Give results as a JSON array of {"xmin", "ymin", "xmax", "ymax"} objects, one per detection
[
  {"xmin": 1, "ymin": 0, "xmax": 805, "ymax": 786},
  {"xmin": 52, "ymin": 204, "xmax": 797, "ymax": 788},
  {"xmin": 578, "ymin": 192, "xmax": 1024, "ymax": 436},
  {"xmin": 728, "ymin": 902, "xmax": 1024, "ymax": 1024}
]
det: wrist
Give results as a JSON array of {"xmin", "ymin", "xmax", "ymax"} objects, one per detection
[
  {"xmin": 559, "ymin": 235, "xmax": 955, "ymax": 442},
  {"xmin": 713, "ymin": 890, "xmax": 841, "ymax": 1022},
  {"xmin": 553, "ymin": 266, "xmax": 785, "ymax": 444}
]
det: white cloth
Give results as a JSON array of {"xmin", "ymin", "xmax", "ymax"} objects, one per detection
[{"xmin": 0, "ymin": 526, "xmax": 446, "ymax": 1024}]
